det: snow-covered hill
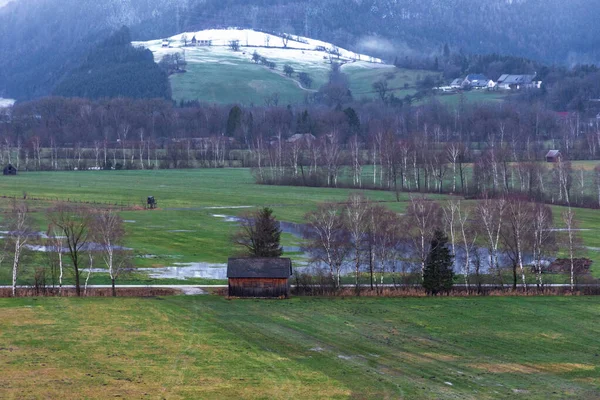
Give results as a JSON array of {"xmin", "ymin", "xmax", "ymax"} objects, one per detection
[
  {"xmin": 134, "ymin": 28, "xmax": 384, "ymax": 69},
  {"xmin": 133, "ymin": 28, "xmax": 406, "ymax": 104}
]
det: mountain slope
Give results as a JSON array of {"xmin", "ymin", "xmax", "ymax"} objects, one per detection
[
  {"xmin": 54, "ymin": 27, "xmax": 171, "ymax": 100},
  {"xmin": 0, "ymin": 0, "xmax": 598, "ymax": 101},
  {"xmin": 0, "ymin": 0, "xmax": 186, "ymax": 100}
]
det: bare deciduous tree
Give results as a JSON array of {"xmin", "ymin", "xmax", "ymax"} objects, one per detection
[
  {"xmin": 6, "ymin": 201, "xmax": 32, "ymax": 297},
  {"xmin": 501, "ymin": 197, "xmax": 534, "ymax": 290},
  {"xmin": 94, "ymin": 209, "xmax": 126, "ymax": 297},
  {"xmin": 446, "ymin": 200, "xmax": 475, "ymax": 291},
  {"xmin": 531, "ymin": 203, "xmax": 554, "ymax": 289},
  {"xmin": 47, "ymin": 204, "xmax": 94, "ymax": 297},
  {"xmin": 367, "ymin": 205, "xmax": 402, "ymax": 291},
  {"xmin": 405, "ymin": 197, "xmax": 440, "ymax": 277},
  {"xmin": 344, "ymin": 194, "xmax": 370, "ymax": 290},
  {"xmin": 475, "ymin": 196, "xmax": 506, "ymax": 286},
  {"xmin": 304, "ymin": 203, "xmax": 350, "ymax": 288},
  {"xmin": 47, "ymin": 224, "xmax": 66, "ymax": 294},
  {"xmin": 562, "ymin": 207, "xmax": 582, "ymax": 291}
]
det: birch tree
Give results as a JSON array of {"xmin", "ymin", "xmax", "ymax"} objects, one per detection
[
  {"xmin": 94, "ymin": 209, "xmax": 126, "ymax": 297},
  {"xmin": 531, "ymin": 203, "xmax": 554, "ymax": 290},
  {"xmin": 446, "ymin": 142, "xmax": 461, "ymax": 192},
  {"xmin": 47, "ymin": 224, "xmax": 66, "ymax": 294},
  {"xmin": 349, "ymin": 135, "xmax": 362, "ymax": 188},
  {"xmin": 501, "ymin": 197, "xmax": 534, "ymax": 290},
  {"xmin": 367, "ymin": 205, "xmax": 401, "ymax": 291},
  {"xmin": 303, "ymin": 203, "xmax": 350, "ymax": 288},
  {"xmin": 344, "ymin": 194, "xmax": 370, "ymax": 290},
  {"xmin": 562, "ymin": 207, "xmax": 581, "ymax": 291},
  {"xmin": 405, "ymin": 197, "xmax": 440, "ymax": 277},
  {"xmin": 84, "ymin": 253, "xmax": 94, "ymax": 296},
  {"xmin": 475, "ymin": 196, "xmax": 506, "ymax": 286},
  {"xmin": 450, "ymin": 200, "xmax": 476, "ymax": 291},
  {"xmin": 6, "ymin": 202, "xmax": 32, "ymax": 297}
]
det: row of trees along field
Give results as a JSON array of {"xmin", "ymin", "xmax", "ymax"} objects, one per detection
[
  {"xmin": 251, "ymin": 131, "xmax": 600, "ymax": 209},
  {"xmin": 300, "ymin": 194, "xmax": 588, "ymax": 295},
  {"xmin": 1, "ymin": 95, "xmax": 600, "ymax": 205},
  {"xmin": 2, "ymin": 202, "xmax": 130, "ymax": 297},
  {"xmin": 1, "ymin": 93, "xmax": 597, "ymax": 155}
]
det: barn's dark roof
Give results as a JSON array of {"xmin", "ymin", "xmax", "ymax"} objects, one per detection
[{"xmin": 227, "ymin": 258, "xmax": 292, "ymax": 278}]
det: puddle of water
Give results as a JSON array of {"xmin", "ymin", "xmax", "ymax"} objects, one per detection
[
  {"xmin": 124, "ymin": 220, "xmax": 136, "ymax": 223},
  {"xmin": 549, "ymin": 228, "xmax": 591, "ymax": 232},
  {"xmin": 138, "ymin": 254, "xmax": 158, "ymax": 259},
  {"xmin": 140, "ymin": 261, "xmax": 315, "ymax": 280},
  {"xmin": 139, "ymin": 262, "xmax": 228, "ymax": 280},
  {"xmin": 25, "ymin": 243, "xmax": 131, "ymax": 253},
  {"xmin": 205, "ymin": 206, "xmax": 253, "ymax": 210},
  {"xmin": 283, "ymin": 246, "xmax": 301, "ymax": 253},
  {"xmin": 180, "ymin": 287, "xmax": 207, "ymax": 295},
  {"xmin": 0, "ymin": 231, "xmax": 66, "ymax": 240},
  {"xmin": 212, "ymin": 214, "xmax": 240, "ymax": 222}
]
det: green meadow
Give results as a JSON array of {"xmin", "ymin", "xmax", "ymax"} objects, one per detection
[
  {"xmin": 0, "ymin": 168, "xmax": 599, "ymax": 284},
  {"xmin": 1, "ymin": 296, "xmax": 599, "ymax": 399}
]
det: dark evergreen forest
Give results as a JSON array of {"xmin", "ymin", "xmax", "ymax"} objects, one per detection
[{"xmin": 52, "ymin": 27, "xmax": 171, "ymax": 100}]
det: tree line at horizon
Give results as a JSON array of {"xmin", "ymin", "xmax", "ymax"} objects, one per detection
[{"xmin": 2, "ymin": 93, "xmax": 600, "ymax": 207}]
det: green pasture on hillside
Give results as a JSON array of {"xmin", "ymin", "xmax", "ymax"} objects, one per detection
[
  {"xmin": 171, "ymin": 62, "xmax": 307, "ymax": 105},
  {"xmin": 1, "ymin": 296, "xmax": 599, "ymax": 399},
  {"xmin": 170, "ymin": 59, "xmax": 437, "ymax": 105}
]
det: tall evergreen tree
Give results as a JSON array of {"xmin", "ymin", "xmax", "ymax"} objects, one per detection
[
  {"xmin": 423, "ymin": 230, "xmax": 454, "ymax": 295},
  {"xmin": 234, "ymin": 207, "xmax": 283, "ymax": 258},
  {"xmin": 226, "ymin": 105, "xmax": 243, "ymax": 138}
]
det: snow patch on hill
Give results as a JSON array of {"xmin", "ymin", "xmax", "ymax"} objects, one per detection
[
  {"xmin": 0, "ymin": 0, "xmax": 15, "ymax": 8},
  {"xmin": 0, "ymin": 98, "xmax": 15, "ymax": 108},
  {"xmin": 134, "ymin": 28, "xmax": 384, "ymax": 70}
]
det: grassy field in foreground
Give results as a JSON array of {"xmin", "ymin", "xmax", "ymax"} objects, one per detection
[{"xmin": 0, "ymin": 296, "xmax": 599, "ymax": 399}]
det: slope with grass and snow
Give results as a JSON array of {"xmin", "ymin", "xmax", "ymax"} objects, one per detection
[{"xmin": 134, "ymin": 29, "xmax": 424, "ymax": 104}]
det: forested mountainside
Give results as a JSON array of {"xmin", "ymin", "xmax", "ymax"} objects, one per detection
[
  {"xmin": 0, "ymin": 0, "xmax": 183, "ymax": 100},
  {"xmin": 0, "ymin": 0, "xmax": 598, "ymax": 101},
  {"xmin": 53, "ymin": 27, "xmax": 171, "ymax": 100}
]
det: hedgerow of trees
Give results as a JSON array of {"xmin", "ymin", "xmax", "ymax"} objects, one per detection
[{"xmin": 301, "ymin": 194, "xmax": 586, "ymax": 295}]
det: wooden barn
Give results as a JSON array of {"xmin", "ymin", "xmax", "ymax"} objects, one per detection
[
  {"xmin": 227, "ymin": 258, "xmax": 292, "ymax": 298},
  {"xmin": 3, "ymin": 164, "xmax": 17, "ymax": 175},
  {"xmin": 546, "ymin": 150, "xmax": 561, "ymax": 163}
]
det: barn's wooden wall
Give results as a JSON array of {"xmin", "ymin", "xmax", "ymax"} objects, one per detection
[{"xmin": 228, "ymin": 278, "xmax": 290, "ymax": 298}]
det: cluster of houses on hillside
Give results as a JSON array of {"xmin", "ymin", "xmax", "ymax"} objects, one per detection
[{"xmin": 438, "ymin": 73, "xmax": 542, "ymax": 92}]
